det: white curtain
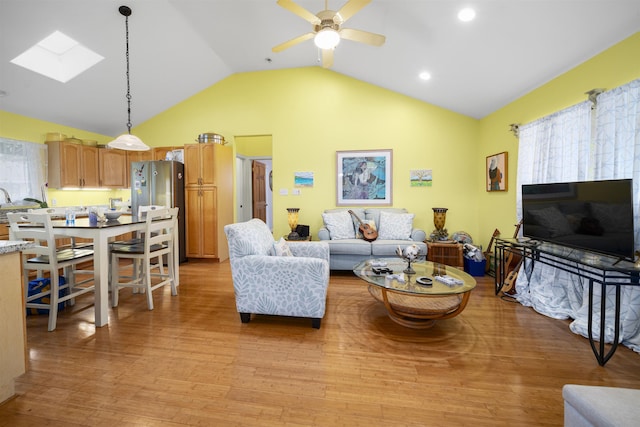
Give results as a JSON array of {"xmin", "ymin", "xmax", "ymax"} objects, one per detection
[
  {"xmin": 514, "ymin": 78, "xmax": 640, "ymax": 352},
  {"xmin": 0, "ymin": 138, "xmax": 48, "ymax": 203}
]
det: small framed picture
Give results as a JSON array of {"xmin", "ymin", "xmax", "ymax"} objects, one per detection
[
  {"xmin": 486, "ymin": 152, "xmax": 507, "ymax": 192},
  {"xmin": 336, "ymin": 149, "xmax": 392, "ymax": 206}
]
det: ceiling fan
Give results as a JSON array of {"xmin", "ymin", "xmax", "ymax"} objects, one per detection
[{"xmin": 272, "ymin": 0, "xmax": 386, "ymax": 68}]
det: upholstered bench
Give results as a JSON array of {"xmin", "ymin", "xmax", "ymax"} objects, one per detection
[{"xmin": 563, "ymin": 384, "xmax": 640, "ymax": 427}]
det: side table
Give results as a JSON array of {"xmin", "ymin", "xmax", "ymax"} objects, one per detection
[{"xmin": 427, "ymin": 241, "xmax": 464, "ymax": 269}]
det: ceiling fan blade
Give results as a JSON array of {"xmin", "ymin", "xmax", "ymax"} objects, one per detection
[
  {"xmin": 272, "ymin": 32, "xmax": 315, "ymax": 52},
  {"xmin": 340, "ymin": 28, "xmax": 385, "ymax": 46},
  {"xmin": 321, "ymin": 48, "xmax": 334, "ymax": 69},
  {"xmin": 336, "ymin": 0, "xmax": 371, "ymax": 23},
  {"xmin": 277, "ymin": 0, "xmax": 320, "ymax": 24}
]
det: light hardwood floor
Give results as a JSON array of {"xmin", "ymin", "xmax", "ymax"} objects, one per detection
[{"xmin": 1, "ymin": 260, "xmax": 640, "ymax": 426}]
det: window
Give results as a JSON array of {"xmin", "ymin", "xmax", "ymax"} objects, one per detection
[{"xmin": 0, "ymin": 138, "xmax": 48, "ymax": 204}]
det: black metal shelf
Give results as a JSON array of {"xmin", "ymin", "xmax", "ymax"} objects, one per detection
[{"xmin": 494, "ymin": 237, "xmax": 640, "ymax": 366}]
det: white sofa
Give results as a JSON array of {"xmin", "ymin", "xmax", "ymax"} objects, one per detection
[
  {"xmin": 563, "ymin": 384, "xmax": 640, "ymax": 427},
  {"xmin": 318, "ymin": 208, "xmax": 427, "ymax": 270}
]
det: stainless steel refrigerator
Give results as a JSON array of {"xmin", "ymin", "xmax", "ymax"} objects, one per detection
[{"xmin": 131, "ymin": 160, "xmax": 186, "ymax": 263}]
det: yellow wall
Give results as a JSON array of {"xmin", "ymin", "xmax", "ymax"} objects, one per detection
[
  {"xmin": 476, "ymin": 31, "xmax": 640, "ymax": 248},
  {"xmin": 133, "ymin": 68, "xmax": 480, "ymax": 238},
  {"xmin": 236, "ymin": 135, "xmax": 272, "ymax": 157},
  {"xmin": 0, "ymin": 110, "xmax": 129, "ymax": 207}
]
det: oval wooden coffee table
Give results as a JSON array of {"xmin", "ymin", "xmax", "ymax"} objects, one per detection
[{"xmin": 353, "ymin": 258, "xmax": 477, "ymax": 328}]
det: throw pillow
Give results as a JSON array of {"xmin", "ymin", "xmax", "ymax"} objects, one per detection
[
  {"xmin": 356, "ymin": 219, "xmax": 377, "ymax": 239},
  {"xmin": 322, "ymin": 210, "xmax": 356, "ymax": 240},
  {"xmin": 273, "ymin": 237, "xmax": 293, "ymax": 257},
  {"xmin": 377, "ymin": 211, "xmax": 414, "ymax": 240}
]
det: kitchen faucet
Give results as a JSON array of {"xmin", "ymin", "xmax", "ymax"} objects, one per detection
[{"xmin": 0, "ymin": 187, "xmax": 12, "ymax": 204}]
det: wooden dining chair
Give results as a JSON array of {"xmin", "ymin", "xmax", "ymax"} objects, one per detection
[
  {"xmin": 110, "ymin": 207, "xmax": 178, "ymax": 310},
  {"xmin": 7, "ymin": 212, "xmax": 95, "ymax": 331},
  {"xmin": 109, "ymin": 205, "xmax": 167, "ymax": 288}
]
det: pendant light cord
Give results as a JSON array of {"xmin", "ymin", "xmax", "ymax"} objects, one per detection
[{"xmin": 124, "ymin": 12, "xmax": 132, "ymax": 134}]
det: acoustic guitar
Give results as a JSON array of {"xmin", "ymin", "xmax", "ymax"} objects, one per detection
[
  {"xmin": 483, "ymin": 228, "xmax": 500, "ymax": 273},
  {"xmin": 348, "ymin": 210, "xmax": 378, "ymax": 242},
  {"xmin": 501, "ymin": 220, "xmax": 523, "ymax": 294}
]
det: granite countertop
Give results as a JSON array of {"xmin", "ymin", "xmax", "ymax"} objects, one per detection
[{"xmin": 0, "ymin": 240, "xmax": 35, "ymax": 255}]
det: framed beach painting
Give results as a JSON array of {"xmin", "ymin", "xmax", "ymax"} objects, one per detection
[
  {"xmin": 336, "ymin": 149, "xmax": 392, "ymax": 206},
  {"xmin": 486, "ymin": 151, "xmax": 507, "ymax": 192}
]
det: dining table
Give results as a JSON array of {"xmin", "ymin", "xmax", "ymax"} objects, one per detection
[{"xmin": 50, "ymin": 215, "xmax": 180, "ymax": 327}]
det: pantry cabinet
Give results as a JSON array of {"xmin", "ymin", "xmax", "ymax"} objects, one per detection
[
  {"xmin": 47, "ymin": 141, "xmax": 99, "ymax": 188},
  {"xmin": 184, "ymin": 143, "xmax": 232, "ymax": 261}
]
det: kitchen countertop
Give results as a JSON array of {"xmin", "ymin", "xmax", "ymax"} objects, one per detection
[{"xmin": 0, "ymin": 240, "xmax": 35, "ymax": 255}]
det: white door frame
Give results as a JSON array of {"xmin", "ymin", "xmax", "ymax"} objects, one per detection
[{"xmin": 236, "ymin": 155, "xmax": 273, "ymax": 230}]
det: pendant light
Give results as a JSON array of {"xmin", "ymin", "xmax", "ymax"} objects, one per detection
[{"xmin": 107, "ymin": 5, "xmax": 150, "ymax": 151}]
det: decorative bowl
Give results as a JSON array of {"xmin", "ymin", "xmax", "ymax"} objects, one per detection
[{"xmin": 104, "ymin": 211, "xmax": 122, "ymax": 220}]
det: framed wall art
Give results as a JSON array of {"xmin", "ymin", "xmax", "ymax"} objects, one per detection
[
  {"xmin": 486, "ymin": 151, "xmax": 507, "ymax": 192},
  {"xmin": 336, "ymin": 149, "xmax": 392, "ymax": 206}
]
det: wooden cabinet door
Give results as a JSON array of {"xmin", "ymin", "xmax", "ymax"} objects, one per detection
[
  {"xmin": 185, "ymin": 186, "xmax": 218, "ymax": 258},
  {"xmin": 80, "ymin": 146, "xmax": 99, "ymax": 187},
  {"xmin": 184, "ymin": 144, "xmax": 201, "ymax": 186},
  {"xmin": 201, "ymin": 186, "xmax": 218, "ymax": 257},
  {"xmin": 185, "ymin": 187, "xmax": 202, "ymax": 257},
  {"xmin": 99, "ymin": 149, "xmax": 127, "ymax": 188},
  {"xmin": 153, "ymin": 146, "xmax": 176, "ymax": 161},
  {"xmin": 61, "ymin": 142, "xmax": 81, "ymax": 187},
  {"xmin": 200, "ymin": 144, "xmax": 216, "ymax": 185}
]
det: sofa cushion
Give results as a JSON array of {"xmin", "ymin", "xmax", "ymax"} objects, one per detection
[
  {"xmin": 324, "ymin": 208, "xmax": 365, "ymax": 236},
  {"xmin": 273, "ymin": 237, "xmax": 293, "ymax": 257},
  {"xmin": 365, "ymin": 208, "xmax": 408, "ymax": 229},
  {"xmin": 377, "ymin": 211, "xmax": 414, "ymax": 240},
  {"xmin": 224, "ymin": 218, "xmax": 274, "ymax": 257},
  {"xmin": 322, "ymin": 210, "xmax": 356, "ymax": 239},
  {"xmin": 326, "ymin": 239, "xmax": 372, "ymax": 256}
]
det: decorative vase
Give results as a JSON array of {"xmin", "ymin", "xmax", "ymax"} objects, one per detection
[
  {"xmin": 433, "ymin": 207, "xmax": 448, "ymax": 230},
  {"xmin": 431, "ymin": 207, "xmax": 449, "ymax": 241},
  {"xmin": 286, "ymin": 208, "xmax": 300, "ymax": 240}
]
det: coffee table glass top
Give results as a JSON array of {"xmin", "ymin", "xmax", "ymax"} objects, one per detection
[{"xmin": 353, "ymin": 258, "xmax": 476, "ymax": 296}]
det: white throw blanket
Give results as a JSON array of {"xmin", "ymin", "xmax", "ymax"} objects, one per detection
[{"xmin": 514, "ymin": 259, "xmax": 640, "ymax": 354}]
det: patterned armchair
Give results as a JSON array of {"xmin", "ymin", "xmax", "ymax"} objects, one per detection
[{"xmin": 224, "ymin": 219, "xmax": 330, "ymax": 328}]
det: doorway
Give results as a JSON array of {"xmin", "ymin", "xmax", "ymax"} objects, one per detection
[{"xmin": 234, "ymin": 135, "xmax": 273, "ymax": 230}]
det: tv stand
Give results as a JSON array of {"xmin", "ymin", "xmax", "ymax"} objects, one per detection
[{"xmin": 494, "ymin": 237, "xmax": 640, "ymax": 366}]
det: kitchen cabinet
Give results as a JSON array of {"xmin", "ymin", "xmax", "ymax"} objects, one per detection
[
  {"xmin": 47, "ymin": 141, "xmax": 99, "ymax": 188},
  {"xmin": 126, "ymin": 150, "xmax": 154, "ymax": 186},
  {"xmin": 184, "ymin": 143, "xmax": 232, "ymax": 261},
  {"xmin": 0, "ymin": 223, "xmax": 8, "ymax": 239},
  {"xmin": 99, "ymin": 148, "xmax": 127, "ymax": 188},
  {"xmin": 0, "ymin": 249, "xmax": 27, "ymax": 403},
  {"xmin": 154, "ymin": 146, "xmax": 181, "ymax": 161}
]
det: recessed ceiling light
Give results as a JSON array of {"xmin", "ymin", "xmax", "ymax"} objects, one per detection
[
  {"xmin": 458, "ymin": 8, "xmax": 476, "ymax": 22},
  {"xmin": 10, "ymin": 31, "xmax": 103, "ymax": 83},
  {"xmin": 419, "ymin": 71, "xmax": 432, "ymax": 81}
]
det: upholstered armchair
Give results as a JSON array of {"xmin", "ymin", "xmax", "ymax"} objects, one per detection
[{"xmin": 224, "ymin": 219, "xmax": 330, "ymax": 328}]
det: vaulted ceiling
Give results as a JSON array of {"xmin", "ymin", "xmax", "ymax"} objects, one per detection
[{"xmin": 1, "ymin": 0, "xmax": 639, "ymax": 136}]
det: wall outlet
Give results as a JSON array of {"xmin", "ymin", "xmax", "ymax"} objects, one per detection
[
  {"xmin": 292, "ymin": 188, "xmax": 301, "ymax": 195},
  {"xmin": 51, "ymin": 199, "xmax": 57, "ymax": 206},
  {"xmin": 279, "ymin": 189, "xmax": 288, "ymax": 195}
]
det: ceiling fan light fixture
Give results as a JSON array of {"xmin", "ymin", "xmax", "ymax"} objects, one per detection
[{"xmin": 314, "ymin": 28, "xmax": 340, "ymax": 50}]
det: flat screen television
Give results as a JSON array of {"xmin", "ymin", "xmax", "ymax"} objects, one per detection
[{"xmin": 521, "ymin": 179, "xmax": 635, "ymax": 260}]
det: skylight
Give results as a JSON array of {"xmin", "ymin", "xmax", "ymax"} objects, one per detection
[{"xmin": 10, "ymin": 31, "xmax": 104, "ymax": 83}]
